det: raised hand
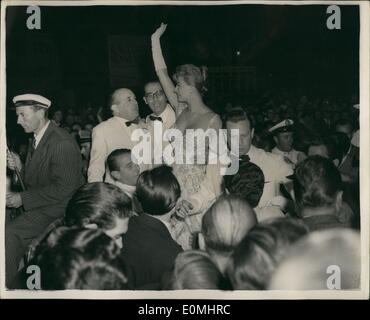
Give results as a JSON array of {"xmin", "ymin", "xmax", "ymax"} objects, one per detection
[{"xmin": 152, "ymin": 23, "xmax": 167, "ymax": 40}]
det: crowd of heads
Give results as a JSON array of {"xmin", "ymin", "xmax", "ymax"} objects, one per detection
[
  {"xmin": 26, "ymin": 157, "xmax": 360, "ymax": 291},
  {"xmin": 8, "ymin": 85, "xmax": 360, "ymax": 291}
]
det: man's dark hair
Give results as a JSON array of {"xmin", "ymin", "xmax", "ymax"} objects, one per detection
[
  {"xmin": 107, "ymin": 148, "xmax": 131, "ymax": 173},
  {"xmin": 293, "ymin": 156, "xmax": 342, "ymax": 209},
  {"xmin": 65, "ymin": 182, "xmax": 133, "ymax": 230},
  {"xmin": 227, "ymin": 218, "xmax": 308, "ymax": 290},
  {"xmin": 224, "ymin": 109, "xmax": 254, "ymax": 129},
  {"xmin": 33, "ymin": 228, "xmax": 129, "ymax": 290},
  {"xmin": 224, "ymin": 161, "xmax": 265, "ymax": 208},
  {"xmin": 307, "ymin": 137, "xmax": 335, "ymax": 160},
  {"xmin": 136, "ymin": 165, "xmax": 181, "ymax": 216}
]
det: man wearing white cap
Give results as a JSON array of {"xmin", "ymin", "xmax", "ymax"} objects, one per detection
[
  {"xmin": 6, "ymin": 93, "xmax": 84, "ymax": 287},
  {"xmin": 270, "ymin": 119, "xmax": 306, "ymax": 167}
]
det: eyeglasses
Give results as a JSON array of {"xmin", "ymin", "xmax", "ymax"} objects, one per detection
[{"xmin": 145, "ymin": 90, "xmax": 165, "ymax": 101}]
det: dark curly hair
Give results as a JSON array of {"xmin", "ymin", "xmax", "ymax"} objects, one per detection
[
  {"xmin": 224, "ymin": 161, "xmax": 265, "ymax": 208},
  {"xmin": 33, "ymin": 228, "xmax": 129, "ymax": 290},
  {"xmin": 293, "ymin": 155, "xmax": 342, "ymax": 209}
]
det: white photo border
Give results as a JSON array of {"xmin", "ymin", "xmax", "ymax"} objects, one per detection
[{"xmin": 0, "ymin": 0, "xmax": 369, "ymax": 300}]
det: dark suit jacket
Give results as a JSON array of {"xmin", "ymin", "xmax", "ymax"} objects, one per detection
[
  {"xmin": 303, "ymin": 214, "xmax": 346, "ymax": 232},
  {"xmin": 121, "ymin": 213, "xmax": 182, "ymax": 289},
  {"xmin": 20, "ymin": 121, "xmax": 85, "ymax": 219},
  {"xmin": 339, "ymin": 145, "xmax": 359, "ymax": 183}
]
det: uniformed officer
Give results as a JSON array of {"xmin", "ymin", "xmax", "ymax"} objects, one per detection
[{"xmin": 269, "ymin": 119, "xmax": 306, "ymax": 167}]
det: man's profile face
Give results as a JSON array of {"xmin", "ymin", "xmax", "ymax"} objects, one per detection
[
  {"xmin": 114, "ymin": 153, "xmax": 140, "ymax": 186},
  {"xmin": 104, "ymin": 217, "xmax": 130, "ymax": 249},
  {"xmin": 226, "ymin": 119, "xmax": 254, "ymax": 155},
  {"xmin": 16, "ymin": 106, "xmax": 43, "ymax": 133},
  {"xmin": 276, "ymin": 132, "xmax": 293, "ymax": 152},
  {"xmin": 112, "ymin": 89, "xmax": 139, "ymax": 121},
  {"xmin": 144, "ymin": 82, "xmax": 167, "ymax": 116}
]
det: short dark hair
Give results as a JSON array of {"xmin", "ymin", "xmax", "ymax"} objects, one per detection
[
  {"xmin": 224, "ymin": 161, "xmax": 265, "ymax": 208},
  {"xmin": 166, "ymin": 250, "xmax": 231, "ymax": 290},
  {"xmin": 227, "ymin": 218, "xmax": 308, "ymax": 290},
  {"xmin": 144, "ymin": 80, "xmax": 161, "ymax": 92},
  {"xmin": 307, "ymin": 137, "xmax": 335, "ymax": 160},
  {"xmin": 33, "ymin": 228, "xmax": 129, "ymax": 290},
  {"xmin": 294, "ymin": 156, "xmax": 342, "ymax": 209},
  {"xmin": 65, "ymin": 182, "xmax": 133, "ymax": 230},
  {"xmin": 136, "ymin": 165, "xmax": 181, "ymax": 215},
  {"xmin": 107, "ymin": 148, "xmax": 131, "ymax": 173},
  {"xmin": 224, "ymin": 109, "xmax": 254, "ymax": 129}
]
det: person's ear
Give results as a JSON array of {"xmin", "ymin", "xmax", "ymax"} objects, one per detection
[
  {"xmin": 85, "ymin": 223, "xmax": 98, "ymax": 230},
  {"xmin": 335, "ymin": 190, "xmax": 343, "ymax": 211},
  {"xmin": 143, "ymin": 97, "xmax": 148, "ymax": 105},
  {"xmin": 251, "ymin": 128, "xmax": 255, "ymax": 139},
  {"xmin": 111, "ymin": 170, "xmax": 120, "ymax": 181},
  {"xmin": 111, "ymin": 104, "xmax": 118, "ymax": 114}
]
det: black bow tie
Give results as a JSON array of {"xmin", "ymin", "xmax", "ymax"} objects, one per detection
[
  {"xmin": 149, "ymin": 115, "xmax": 163, "ymax": 122},
  {"xmin": 239, "ymin": 154, "xmax": 250, "ymax": 162},
  {"xmin": 125, "ymin": 118, "xmax": 140, "ymax": 127}
]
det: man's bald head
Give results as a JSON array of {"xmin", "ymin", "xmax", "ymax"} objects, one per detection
[{"xmin": 110, "ymin": 88, "xmax": 139, "ymax": 120}]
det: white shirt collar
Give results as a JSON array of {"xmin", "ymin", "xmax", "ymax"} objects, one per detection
[
  {"xmin": 273, "ymin": 146, "xmax": 290, "ymax": 155},
  {"xmin": 114, "ymin": 115, "xmax": 130, "ymax": 126},
  {"xmin": 147, "ymin": 104, "xmax": 173, "ymax": 122},
  {"xmin": 34, "ymin": 120, "xmax": 50, "ymax": 148},
  {"xmin": 114, "ymin": 180, "xmax": 136, "ymax": 198}
]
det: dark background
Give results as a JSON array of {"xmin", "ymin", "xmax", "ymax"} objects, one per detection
[{"xmin": 5, "ymin": 4, "xmax": 360, "ymax": 129}]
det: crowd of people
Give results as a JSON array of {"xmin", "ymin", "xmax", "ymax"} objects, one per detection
[{"xmin": 5, "ymin": 23, "xmax": 361, "ymax": 291}]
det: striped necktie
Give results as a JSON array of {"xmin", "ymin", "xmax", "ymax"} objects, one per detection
[{"xmin": 30, "ymin": 137, "xmax": 36, "ymax": 158}]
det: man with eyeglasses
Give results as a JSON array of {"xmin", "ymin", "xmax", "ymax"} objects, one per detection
[
  {"xmin": 143, "ymin": 81, "xmax": 176, "ymax": 167},
  {"xmin": 144, "ymin": 81, "xmax": 176, "ymax": 130}
]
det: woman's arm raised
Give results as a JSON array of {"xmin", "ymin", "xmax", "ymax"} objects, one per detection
[{"xmin": 151, "ymin": 23, "xmax": 180, "ymax": 114}]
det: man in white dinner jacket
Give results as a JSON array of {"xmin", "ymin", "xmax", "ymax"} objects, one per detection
[{"xmin": 88, "ymin": 88, "xmax": 146, "ymax": 183}]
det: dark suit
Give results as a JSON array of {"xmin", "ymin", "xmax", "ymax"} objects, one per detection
[
  {"xmin": 339, "ymin": 145, "xmax": 359, "ymax": 184},
  {"xmin": 6, "ymin": 121, "xmax": 85, "ymax": 287},
  {"xmin": 121, "ymin": 214, "xmax": 182, "ymax": 289}
]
